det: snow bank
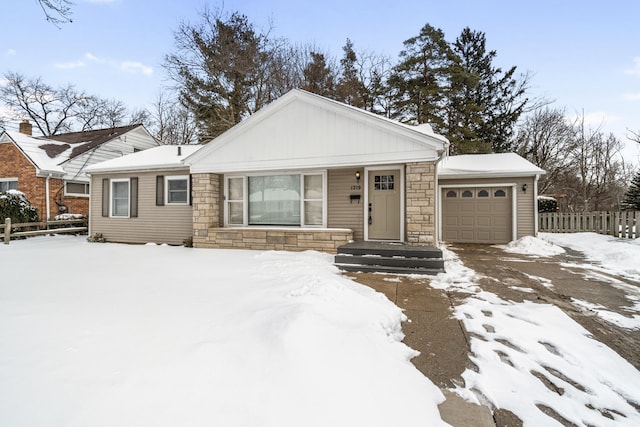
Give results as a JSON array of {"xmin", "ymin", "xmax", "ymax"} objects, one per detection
[
  {"xmin": 0, "ymin": 236, "xmax": 448, "ymax": 427},
  {"xmin": 501, "ymin": 235, "xmax": 565, "ymax": 257},
  {"xmin": 541, "ymin": 232, "xmax": 640, "ymax": 280}
]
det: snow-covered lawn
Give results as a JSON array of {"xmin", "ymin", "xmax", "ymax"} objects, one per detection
[
  {"xmin": 2, "ymin": 233, "xmax": 640, "ymax": 426},
  {"xmin": 0, "ymin": 236, "xmax": 447, "ymax": 427}
]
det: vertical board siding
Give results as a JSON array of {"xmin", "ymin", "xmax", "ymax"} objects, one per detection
[
  {"xmin": 539, "ymin": 211, "xmax": 639, "ymax": 239},
  {"xmin": 327, "ymin": 168, "xmax": 364, "ymax": 241},
  {"xmin": 90, "ymin": 170, "xmax": 193, "ymax": 245}
]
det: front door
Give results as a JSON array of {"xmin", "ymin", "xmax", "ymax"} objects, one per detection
[{"xmin": 368, "ymin": 169, "xmax": 401, "ymax": 240}]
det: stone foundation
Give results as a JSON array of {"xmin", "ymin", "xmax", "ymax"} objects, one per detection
[{"xmin": 193, "ymin": 228, "xmax": 353, "ymax": 253}]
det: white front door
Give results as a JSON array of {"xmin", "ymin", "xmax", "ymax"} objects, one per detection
[{"xmin": 367, "ymin": 169, "xmax": 401, "ymax": 240}]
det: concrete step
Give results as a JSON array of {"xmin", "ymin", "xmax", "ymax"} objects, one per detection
[
  {"xmin": 335, "ymin": 263, "xmax": 444, "ymax": 275},
  {"xmin": 335, "ymin": 254, "xmax": 445, "ymax": 270},
  {"xmin": 337, "ymin": 243, "xmax": 442, "ymax": 259}
]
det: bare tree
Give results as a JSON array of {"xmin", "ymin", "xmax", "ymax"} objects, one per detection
[
  {"xmin": 148, "ymin": 92, "xmax": 198, "ymax": 145},
  {"xmin": 0, "ymin": 72, "xmax": 89, "ymax": 135},
  {"xmin": 516, "ymin": 108, "xmax": 629, "ymax": 211},
  {"xmin": 75, "ymin": 97, "xmax": 128, "ymax": 130},
  {"xmin": 1, "ymin": 72, "xmax": 140, "ymax": 134},
  {"xmin": 37, "ymin": 0, "xmax": 73, "ymax": 25},
  {"xmin": 515, "ymin": 107, "xmax": 576, "ymax": 194}
]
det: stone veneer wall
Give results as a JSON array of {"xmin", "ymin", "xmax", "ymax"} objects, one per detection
[
  {"xmin": 192, "ymin": 173, "xmax": 221, "ymax": 241},
  {"xmin": 405, "ymin": 161, "xmax": 437, "ymax": 245},
  {"xmin": 196, "ymin": 228, "xmax": 353, "ymax": 253},
  {"xmin": 191, "ymin": 172, "xmax": 352, "ymax": 253}
]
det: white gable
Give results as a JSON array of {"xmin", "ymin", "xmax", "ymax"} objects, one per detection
[{"xmin": 187, "ymin": 90, "xmax": 448, "ymax": 173}]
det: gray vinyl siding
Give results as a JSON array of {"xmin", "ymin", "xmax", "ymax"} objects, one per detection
[
  {"xmin": 328, "ymin": 168, "xmax": 364, "ymax": 240},
  {"xmin": 90, "ymin": 169, "xmax": 192, "ymax": 245},
  {"xmin": 438, "ymin": 176, "xmax": 537, "ymax": 240}
]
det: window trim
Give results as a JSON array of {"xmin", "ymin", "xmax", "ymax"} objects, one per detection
[
  {"xmin": 224, "ymin": 171, "xmax": 327, "ymax": 228},
  {"xmin": 110, "ymin": 178, "xmax": 130, "ymax": 218},
  {"xmin": 0, "ymin": 178, "xmax": 18, "ymax": 192},
  {"xmin": 165, "ymin": 175, "xmax": 190, "ymax": 205},
  {"xmin": 64, "ymin": 181, "xmax": 90, "ymax": 197}
]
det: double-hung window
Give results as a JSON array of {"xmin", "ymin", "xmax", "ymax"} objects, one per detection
[
  {"xmin": 0, "ymin": 178, "xmax": 18, "ymax": 192},
  {"xmin": 166, "ymin": 176, "xmax": 189, "ymax": 204},
  {"xmin": 226, "ymin": 172, "xmax": 325, "ymax": 227},
  {"xmin": 111, "ymin": 179, "xmax": 130, "ymax": 217}
]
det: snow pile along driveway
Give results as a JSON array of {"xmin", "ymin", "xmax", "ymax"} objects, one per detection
[{"xmin": 0, "ymin": 236, "xmax": 448, "ymax": 427}]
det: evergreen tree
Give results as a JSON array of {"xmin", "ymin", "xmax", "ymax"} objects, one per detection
[
  {"xmin": 448, "ymin": 28, "xmax": 528, "ymax": 154},
  {"xmin": 388, "ymin": 24, "xmax": 454, "ymax": 131},
  {"xmin": 447, "ymin": 28, "xmax": 491, "ymax": 153},
  {"xmin": 300, "ymin": 52, "xmax": 336, "ymax": 97},
  {"xmin": 165, "ymin": 9, "xmax": 271, "ymax": 140},
  {"xmin": 622, "ymin": 171, "xmax": 640, "ymax": 210},
  {"xmin": 336, "ymin": 39, "xmax": 366, "ymax": 107}
]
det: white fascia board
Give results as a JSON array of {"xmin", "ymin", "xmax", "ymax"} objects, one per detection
[
  {"xmin": 85, "ymin": 164, "xmax": 190, "ymax": 175},
  {"xmin": 189, "ymin": 151, "xmax": 440, "ymax": 174},
  {"xmin": 438, "ymin": 170, "xmax": 546, "ymax": 179}
]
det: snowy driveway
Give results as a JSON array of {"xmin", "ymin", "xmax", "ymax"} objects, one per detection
[{"xmin": 435, "ymin": 233, "xmax": 640, "ymax": 426}]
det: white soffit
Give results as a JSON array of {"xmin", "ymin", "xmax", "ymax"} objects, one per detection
[{"xmin": 187, "ymin": 90, "xmax": 448, "ymax": 173}]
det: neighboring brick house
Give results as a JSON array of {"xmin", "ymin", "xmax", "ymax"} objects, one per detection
[{"xmin": 0, "ymin": 121, "xmax": 159, "ymax": 219}]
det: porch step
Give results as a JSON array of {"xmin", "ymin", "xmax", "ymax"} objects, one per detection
[{"xmin": 335, "ymin": 242, "xmax": 445, "ymax": 275}]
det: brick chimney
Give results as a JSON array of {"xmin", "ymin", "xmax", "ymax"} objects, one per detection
[{"xmin": 19, "ymin": 119, "xmax": 32, "ymax": 136}]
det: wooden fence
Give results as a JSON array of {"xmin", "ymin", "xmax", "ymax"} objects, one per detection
[
  {"xmin": 1, "ymin": 217, "xmax": 88, "ymax": 244},
  {"xmin": 539, "ymin": 211, "xmax": 639, "ymax": 239}
]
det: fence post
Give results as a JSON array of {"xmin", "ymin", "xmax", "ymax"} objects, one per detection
[{"xmin": 3, "ymin": 218, "xmax": 10, "ymax": 245}]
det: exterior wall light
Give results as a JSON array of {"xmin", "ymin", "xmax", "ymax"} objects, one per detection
[
  {"xmin": 355, "ymin": 171, "xmax": 361, "ymax": 183},
  {"xmin": 522, "ymin": 183, "xmax": 528, "ymax": 192}
]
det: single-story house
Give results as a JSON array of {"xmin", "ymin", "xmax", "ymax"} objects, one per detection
[
  {"xmin": 85, "ymin": 89, "xmax": 544, "ymax": 251},
  {"xmin": 0, "ymin": 122, "xmax": 159, "ymax": 219}
]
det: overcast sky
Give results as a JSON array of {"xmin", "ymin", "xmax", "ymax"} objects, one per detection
[{"xmin": 2, "ymin": 0, "xmax": 639, "ymax": 159}]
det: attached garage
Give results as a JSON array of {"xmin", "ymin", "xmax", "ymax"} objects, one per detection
[
  {"xmin": 437, "ymin": 153, "xmax": 545, "ymax": 244},
  {"xmin": 442, "ymin": 186, "xmax": 512, "ymax": 243}
]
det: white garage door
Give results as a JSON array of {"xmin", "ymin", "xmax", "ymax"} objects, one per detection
[{"xmin": 442, "ymin": 187, "xmax": 512, "ymax": 244}]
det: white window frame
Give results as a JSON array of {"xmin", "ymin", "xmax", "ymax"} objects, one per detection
[
  {"xmin": 0, "ymin": 178, "xmax": 18, "ymax": 192},
  {"xmin": 224, "ymin": 171, "xmax": 327, "ymax": 228},
  {"xmin": 110, "ymin": 178, "xmax": 130, "ymax": 218},
  {"xmin": 226, "ymin": 176, "xmax": 247, "ymax": 226},
  {"xmin": 64, "ymin": 181, "xmax": 90, "ymax": 197},
  {"xmin": 165, "ymin": 175, "xmax": 190, "ymax": 205}
]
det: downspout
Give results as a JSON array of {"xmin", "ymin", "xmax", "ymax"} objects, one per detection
[
  {"xmin": 434, "ymin": 144, "xmax": 450, "ymax": 245},
  {"xmin": 534, "ymin": 174, "xmax": 540, "ymax": 236},
  {"xmin": 86, "ymin": 172, "xmax": 92, "ymax": 237},
  {"xmin": 45, "ymin": 173, "xmax": 51, "ymax": 221}
]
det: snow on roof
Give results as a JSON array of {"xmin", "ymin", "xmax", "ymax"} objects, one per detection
[
  {"xmin": 2, "ymin": 131, "xmax": 68, "ymax": 175},
  {"xmin": 438, "ymin": 153, "xmax": 545, "ymax": 178},
  {"xmin": 85, "ymin": 145, "xmax": 204, "ymax": 174}
]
